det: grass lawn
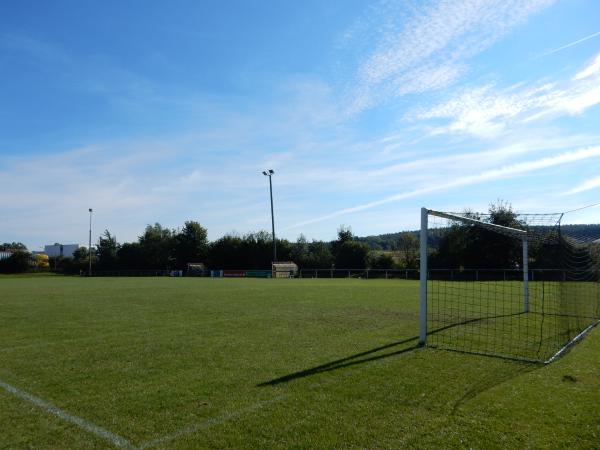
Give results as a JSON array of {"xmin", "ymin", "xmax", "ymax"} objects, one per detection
[{"xmin": 0, "ymin": 276, "xmax": 598, "ymax": 449}]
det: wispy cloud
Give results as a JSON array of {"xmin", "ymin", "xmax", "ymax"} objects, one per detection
[
  {"xmin": 343, "ymin": 0, "xmax": 553, "ymax": 115},
  {"xmin": 565, "ymin": 176, "xmax": 600, "ymax": 195},
  {"xmin": 574, "ymin": 53, "xmax": 600, "ymax": 80},
  {"xmin": 411, "ymin": 52, "xmax": 600, "ymax": 137},
  {"xmin": 286, "ymin": 145, "xmax": 600, "ymax": 229}
]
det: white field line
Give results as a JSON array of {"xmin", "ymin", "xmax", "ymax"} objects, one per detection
[
  {"xmin": 3, "ymin": 333, "xmax": 418, "ymax": 448},
  {"xmin": 0, "ymin": 380, "xmax": 135, "ymax": 449},
  {"xmin": 138, "ymin": 395, "xmax": 288, "ymax": 449}
]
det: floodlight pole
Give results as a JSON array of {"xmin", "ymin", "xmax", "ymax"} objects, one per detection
[
  {"xmin": 419, "ymin": 207, "xmax": 428, "ymax": 346},
  {"xmin": 88, "ymin": 208, "xmax": 93, "ymax": 276},
  {"xmin": 263, "ymin": 170, "xmax": 277, "ymax": 262}
]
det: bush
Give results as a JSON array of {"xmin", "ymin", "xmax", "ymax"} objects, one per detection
[
  {"xmin": 335, "ymin": 241, "xmax": 370, "ymax": 269},
  {"xmin": 0, "ymin": 251, "xmax": 32, "ymax": 273},
  {"xmin": 368, "ymin": 252, "xmax": 395, "ymax": 269}
]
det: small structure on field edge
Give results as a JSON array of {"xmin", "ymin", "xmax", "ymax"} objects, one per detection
[
  {"xmin": 272, "ymin": 261, "xmax": 298, "ymax": 278},
  {"xmin": 187, "ymin": 263, "xmax": 206, "ymax": 276}
]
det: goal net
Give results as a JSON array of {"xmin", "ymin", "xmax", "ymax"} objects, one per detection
[{"xmin": 419, "ymin": 207, "xmax": 600, "ymax": 363}]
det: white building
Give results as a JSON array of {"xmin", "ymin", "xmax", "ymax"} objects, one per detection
[
  {"xmin": 44, "ymin": 244, "xmax": 80, "ymax": 258},
  {"xmin": 0, "ymin": 251, "xmax": 12, "ymax": 261}
]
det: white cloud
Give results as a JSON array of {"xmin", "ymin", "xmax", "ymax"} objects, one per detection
[
  {"xmin": 344, "ymin": 0, "xmax": 553, "ymax": 115},
  {"xmin": 574, "ymin": 53, "xmax": 600, "ymax": 80},
  {"xmin": 286, "ymin": 145, "xmax": 600, "ymax": 229},
  {"xmin": 412, "ymin": 52, "xmax": 600, "ymax": 137},
  {"xmin": 565, "ymin": 176, "xmax": 600, "ymax": 195}
]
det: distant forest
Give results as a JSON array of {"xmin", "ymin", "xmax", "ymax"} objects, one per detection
[
  {"xmin": 357, "ymin": 224, "xmax": 600, "ymax": 250},
  {"xmin": 1, "ymin": 202, "xmax": 598, "ymax": 274}
]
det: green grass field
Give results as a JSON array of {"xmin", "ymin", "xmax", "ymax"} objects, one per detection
[{"xmin": 1, "ymin": 276, "xmax": 599, "ymax": 449}]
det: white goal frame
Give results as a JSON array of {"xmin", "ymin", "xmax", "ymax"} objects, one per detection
[{"xmin": 419, "ymin": 207, "xmax": 529, "ymax": 346}]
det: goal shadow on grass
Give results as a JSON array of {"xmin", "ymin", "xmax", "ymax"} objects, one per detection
[
  {"xmin": 257, "ymin": 336, "xmax": 421, "ymax": 386},
  {"xmin": 258, "ymin": 311, "xmax": 535, "ymax": 387},
  {"xmin": 450, "ymin": 360, "xmax": 540, "ymax": 414}
]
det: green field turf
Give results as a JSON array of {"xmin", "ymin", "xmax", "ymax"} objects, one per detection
[{"xmin": 1, "ymin": 276, "xmax": 599, "ymax": 449}]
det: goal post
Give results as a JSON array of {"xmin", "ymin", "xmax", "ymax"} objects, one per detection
[
  {"xmin": 419, "ymin": 208, "xmax": 428, "ymax": 345},
  {"xmin": 418, "ymin": 206, "xmax": 600, "ymax": 363}
]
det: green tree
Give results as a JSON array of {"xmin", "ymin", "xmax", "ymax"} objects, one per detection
[
  {"xmin": 117, "ymin": 242, "xmax": 144, "ymax": 269},
  {"xmin": 139, "ymin": 223, "xmax": 174, "ymax": 269},
  {"xmin": 431, "ymin": 200, "xmax": 524, "ymax": 269},
  {"xmin": 335, "ymin": 240, "xmax": 370, "ymax": 268},
  {"xmin": 0, "ymin": 250, "xmax": 31, "ymax": 273},
  {"xmin": 96, "ymin": 230, "xmax": 119, "ymax": 270},
  {"xmin": 0, "ymin": 242, "xmax": 27, "ymax": 251},
  {"xmin": 173, "ymin": 221, "xmax": 209, "ymax": 269},
  {"xmin": 331, "ymin": 226, "xmax": 369, "ymax": 269},
  {"xmin": 396, "ymin": 232, "xmax": 419, "ymax": 269},
  {"xmin": 291, "ymin": 234, "xmax": 310, "ymax": 267},
  {"xmin": 337, "ymin": 225, "xmax": 353, "ymax": 243},
  {"xmin": 368, "ymin": 252, "xmax": 395, "ymax": 269},
  {"xmin": 306, "ymin": 241, "xmax": 334, "ymax": 269},
  {"xmin": 208, "ymin": 234, "xmax": 243, "ymax": 269}
]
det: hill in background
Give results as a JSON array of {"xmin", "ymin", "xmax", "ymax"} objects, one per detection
[{"xmin": 356, "ymin": 224, "xmax": 600, "ymax": 251}]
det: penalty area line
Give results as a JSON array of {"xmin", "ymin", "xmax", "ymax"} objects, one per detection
[
  {"xmin": 138, "ymin": 395, "xmax": 288, "ymax": 449},
  {"xmin": 0, "ymin": 379, "xmax": 135, "ymax": 449}
]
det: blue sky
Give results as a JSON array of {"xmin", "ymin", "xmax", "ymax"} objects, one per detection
[{"xmin": 1, "ymin": 0, "xmax": 600, "ymax": 250}]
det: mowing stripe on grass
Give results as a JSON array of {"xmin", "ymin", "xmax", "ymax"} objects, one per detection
[{"xmin": 0, "ymin": 380, "xmax": 135, "ymax": 449}]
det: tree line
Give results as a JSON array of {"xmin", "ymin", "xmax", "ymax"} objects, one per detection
[
  {"xmin": 6, "ymin": 201, "xmax": 593, "ymax": 274},
  {"xmin": 428, "ymin": 201, "xmax": 600, "ymax": 271},
  {"xmin": 0, "ymin": 224, "xmax": 420, "ymax": 274}
]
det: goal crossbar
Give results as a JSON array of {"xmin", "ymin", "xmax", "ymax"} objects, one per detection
[{"xmin": 428, "ymin": 209, "xmax": 527, "ymax": 238}]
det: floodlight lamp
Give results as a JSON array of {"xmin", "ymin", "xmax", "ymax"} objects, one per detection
[
  {"xmin": 262, "ymin": 171, "xmax": 268, "ymax": 176},
  {"xmin": 268, "ymin": 169, "xmax": 274, "ymax": 174},
  {"xmin": 89, "ymin": 208, "xmax": 93, "ymax": 212}
]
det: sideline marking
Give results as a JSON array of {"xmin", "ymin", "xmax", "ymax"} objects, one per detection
[
  {"xmin": 0, "ymin": 380, "xmax": 135, "ymax": 449},
  {"xmin": 2, "ymin": 342, "xmax": 418, "ymax": 448}
]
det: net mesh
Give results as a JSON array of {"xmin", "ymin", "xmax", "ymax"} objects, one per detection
[{"xmin": 425, "ymin": 208, "xmax": 600, "ymax": 362}]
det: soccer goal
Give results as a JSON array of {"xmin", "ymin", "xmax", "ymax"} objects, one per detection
[{"xmin": 419, "ymin": 207, "xmax": 600, "ymax": 363}]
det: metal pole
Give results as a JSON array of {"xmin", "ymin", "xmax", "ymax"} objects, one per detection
[
  {"xmin": 523, "ymin": 237, "xmax": 529, "ymax": 313},
  {"xmin": 419, "ymin": 207, "xmax": 428, "ymax": 346},
  {"xmin": 88, "ymin": 208, "xmax": 93, "ymax": 276},
  {"xmin": 268, "ymin": 175, "xmax": 276, "ymax": 262}
]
